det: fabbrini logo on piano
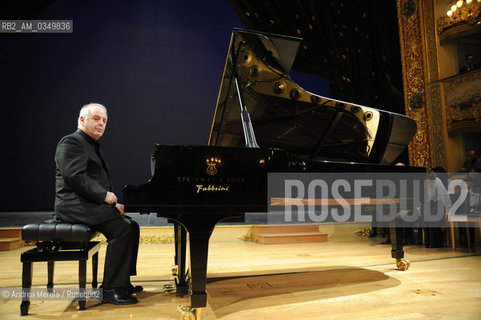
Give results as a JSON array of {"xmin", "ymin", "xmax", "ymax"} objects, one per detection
[{"xmin": 196, "ymin": 185, "xmax": 230, "ymax": 194}]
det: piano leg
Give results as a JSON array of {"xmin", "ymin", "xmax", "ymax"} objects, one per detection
[
  {"xmin": 174, "ymin": 220, "xmax": 216, "ymax": 320},
  {"xmin": 188, "ymin": 229, "xmax": 212, "ymax": 308},
  {"xmin": 389, "ymin": 221, "xmax": 410, "ymax": 271},
  {"xmin": 166, "ymin": 212, "xmax": 243, "ymax": 320},
  {"xmin": 173, "ymin": 222, "xmax": 188, "ymax": 296}
]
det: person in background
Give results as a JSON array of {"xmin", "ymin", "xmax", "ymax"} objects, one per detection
[
  {"xmin": 379, "ymin": 162, "xmax": 406, "ymax": 244},
  {"xmin": 424, "ymin": 166, "xmax": 451, "ymax": 248},
  {"xmin": 459, "ymin": 54, "xmax": 480, "ymax": 74},
  {"xmin": 460, "ymin": 165, "xmax": 480, "ymax": 247},
  {"xmin": 461, "ymin": 150, "xmax": 481, "ymax": 173}
]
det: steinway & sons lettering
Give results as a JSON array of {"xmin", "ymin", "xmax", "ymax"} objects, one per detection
[
  {"xmin": 196, "ymin": 185, "xmax": 230, "ymax": 194},
  {"xmin": 177, "ymin": 176, "xmax": 245, "ymax": 183}
]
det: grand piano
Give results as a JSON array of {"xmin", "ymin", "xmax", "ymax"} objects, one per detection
[{"xmin": 124, "ymin": 29, "xmax": 426, "ymax": 319}]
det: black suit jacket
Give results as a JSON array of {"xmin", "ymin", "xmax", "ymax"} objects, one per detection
[
  {"xmin": 459, "ymin": 63, "xmax": 480, "ymax": 74},
  {"xmin": 54, "ymin": 129, "xmax": 120, "ymax": 225}
]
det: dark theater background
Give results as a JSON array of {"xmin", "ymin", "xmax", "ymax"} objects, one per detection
[{"xmin": 1, "ymin": 0, "xmax": 404, "ymax": 212}]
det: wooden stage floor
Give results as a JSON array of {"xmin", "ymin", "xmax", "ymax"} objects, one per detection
[{"xmin": 0, "ymin": 225, "xmax": 480, "ymax": 319}]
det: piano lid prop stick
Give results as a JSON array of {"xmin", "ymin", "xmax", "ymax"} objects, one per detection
[{"xmin": 235, "ymin": 76, "xmax": 259, "ymax": 148}]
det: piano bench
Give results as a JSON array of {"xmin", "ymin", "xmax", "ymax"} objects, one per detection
[{"xmin": 20, "ymin": 220, "xmax": 100, "ymax": 316}]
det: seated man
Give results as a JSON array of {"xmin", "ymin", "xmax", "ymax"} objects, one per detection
[
  {"xmin": 459, "ymin": 54, "xmax": 480, "ymax": 74},
  {"xmin": 461, "ymin": 150, "xmax": 481, "ymax": 173},
  {"xmin": 54, "ymin": 103, "xmax": 141, "ymax": 305}
]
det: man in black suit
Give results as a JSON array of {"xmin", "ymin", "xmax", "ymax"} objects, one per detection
[
  {"xmin": 54, "ymin": 103, "xmax": 141, "ymax": 305},
  {"xmin": 459, "ymin": 54, "xmax": 480, "ymax": 74},
  {"xmin": 461, "ymin": 150, "xmax": 481, "ymax": 172}
]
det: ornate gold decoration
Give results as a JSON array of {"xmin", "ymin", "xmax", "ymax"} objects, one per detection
[
  {"xmin": 93, "ymin": 233, "xmax": 174, "ymax": 244},
  {"xmin": 444, "ymin": 70, "xmax": 481, "ymax": 131},
  {"xmin": 409, "ymin": 91, "xmax": 425, "ymax": 110},
  {"xmin": 428, "ymin": 83, "xmax": 448, "ymax": 168},
  {"xmin": 402, "ymin": 0, "xmax": 417, "ymax": 18},
  {"xmin": 421, "ymin": 0, "xmax": 446, "ymax": 169},
  {"xmin": 239, "ymin": 229, "xmax": 255, "ymax": 242},
  {"xmin": 397, "ymin": 0, "xmax": 433, "ymax": 168},
  {"xmin": 355, "ymin": 227, "xmax": 372, "ymax": 237},
  {"xmin": 422, "ymin": 0, "xmax": 440, "ymax": 84},
  {"xmin": 140, "ymin": 233, "xmax": 174, "ymax": 244},
  {"xmin": 437, "ymin": 0, "xmax": 481, "ymax": 34}
]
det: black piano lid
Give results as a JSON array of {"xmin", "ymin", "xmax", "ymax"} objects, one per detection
[{"xmin": 208, "ymin": 29, "xmax": 417, "ymax": 165}]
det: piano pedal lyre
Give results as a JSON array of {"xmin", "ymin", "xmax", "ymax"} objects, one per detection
[
  {"xmin": 172, "ymin": 265, "xmax": 179, "ymax": 276},
  {"xmin": 163, "ymin": 283, "xmax": 176, "ymax": 293},
  {"xmin": 396, "ymin": 258, "xmax": 411, "ymax": 271},
  {"xmin": 177, "ymin": 306, "xmax": 201, "ymax": 320}
]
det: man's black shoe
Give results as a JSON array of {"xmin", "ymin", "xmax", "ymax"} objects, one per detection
[
  {"xmin": 129, "ymin": 283, "xmax": 143, "ymax": 294},
  {"xmin": 102, "ymin": 288, "xmax": 138, "ymax": 305}
]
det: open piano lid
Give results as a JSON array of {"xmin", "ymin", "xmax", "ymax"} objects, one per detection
[{"xmin": 208, "ymin": 29, "xmax": 417, "ymax": 165}]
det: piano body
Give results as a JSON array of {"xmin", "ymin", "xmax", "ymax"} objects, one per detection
[{"xmin": 124, "ymin": 29, "xmax": 425, "ymax": 319}]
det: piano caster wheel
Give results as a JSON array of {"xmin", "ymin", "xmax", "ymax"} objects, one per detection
[
  {"xmin": 177, "ymin": 306, "xmax": 201, "ymax": 320},
  {"xmin": 396, "ymin": 258, "xmax": 410, "ymax": 271},
  {"xmin": 172, "ymin": 265, "xmax": 179, "ymax": 276},
  {"xmin": 163, "ymin": 284, "xmax": 176, "ymax": 293}
]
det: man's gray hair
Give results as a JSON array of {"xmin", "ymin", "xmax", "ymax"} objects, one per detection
[{"xmin": 77, "ymin": 103, "xmax": 108, "ymax": 127}]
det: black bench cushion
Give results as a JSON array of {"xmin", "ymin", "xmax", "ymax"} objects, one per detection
[{"xmin": 22, "ymin": 221, "xmax": 98, "ymax": 243}]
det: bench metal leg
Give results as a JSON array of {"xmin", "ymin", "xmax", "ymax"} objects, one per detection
[
  {"xmin": 79, "ymin": 260, "xmax": 86, "ymax": 310},
  {"xmin": 47, "ymin": 261, "xmax": 54, "ymax": 292},
  {"xmin": 20, "ymin": 262, "xmax": 32, "ymax": 316},
  {"xmin": 92, "ymin": 252, "xmax": 98, "ymax": 288}
]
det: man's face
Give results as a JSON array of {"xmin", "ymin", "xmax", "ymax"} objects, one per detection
[
  {"xmin": 80, "ymin": 107, "xmax": 108, "ymax": 140},
  {"xmin": 468, "ymin": 151, "xmax": 476, "ymax": 161}
]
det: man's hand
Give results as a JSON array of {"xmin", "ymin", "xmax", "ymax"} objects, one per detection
[
  {"xmin": 115, "ymin": 203, "xmax": 126, "ymax": 215},
  {"xmin": 104, "ymin": 191, "xmax": 117, "ymax": 204}
]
